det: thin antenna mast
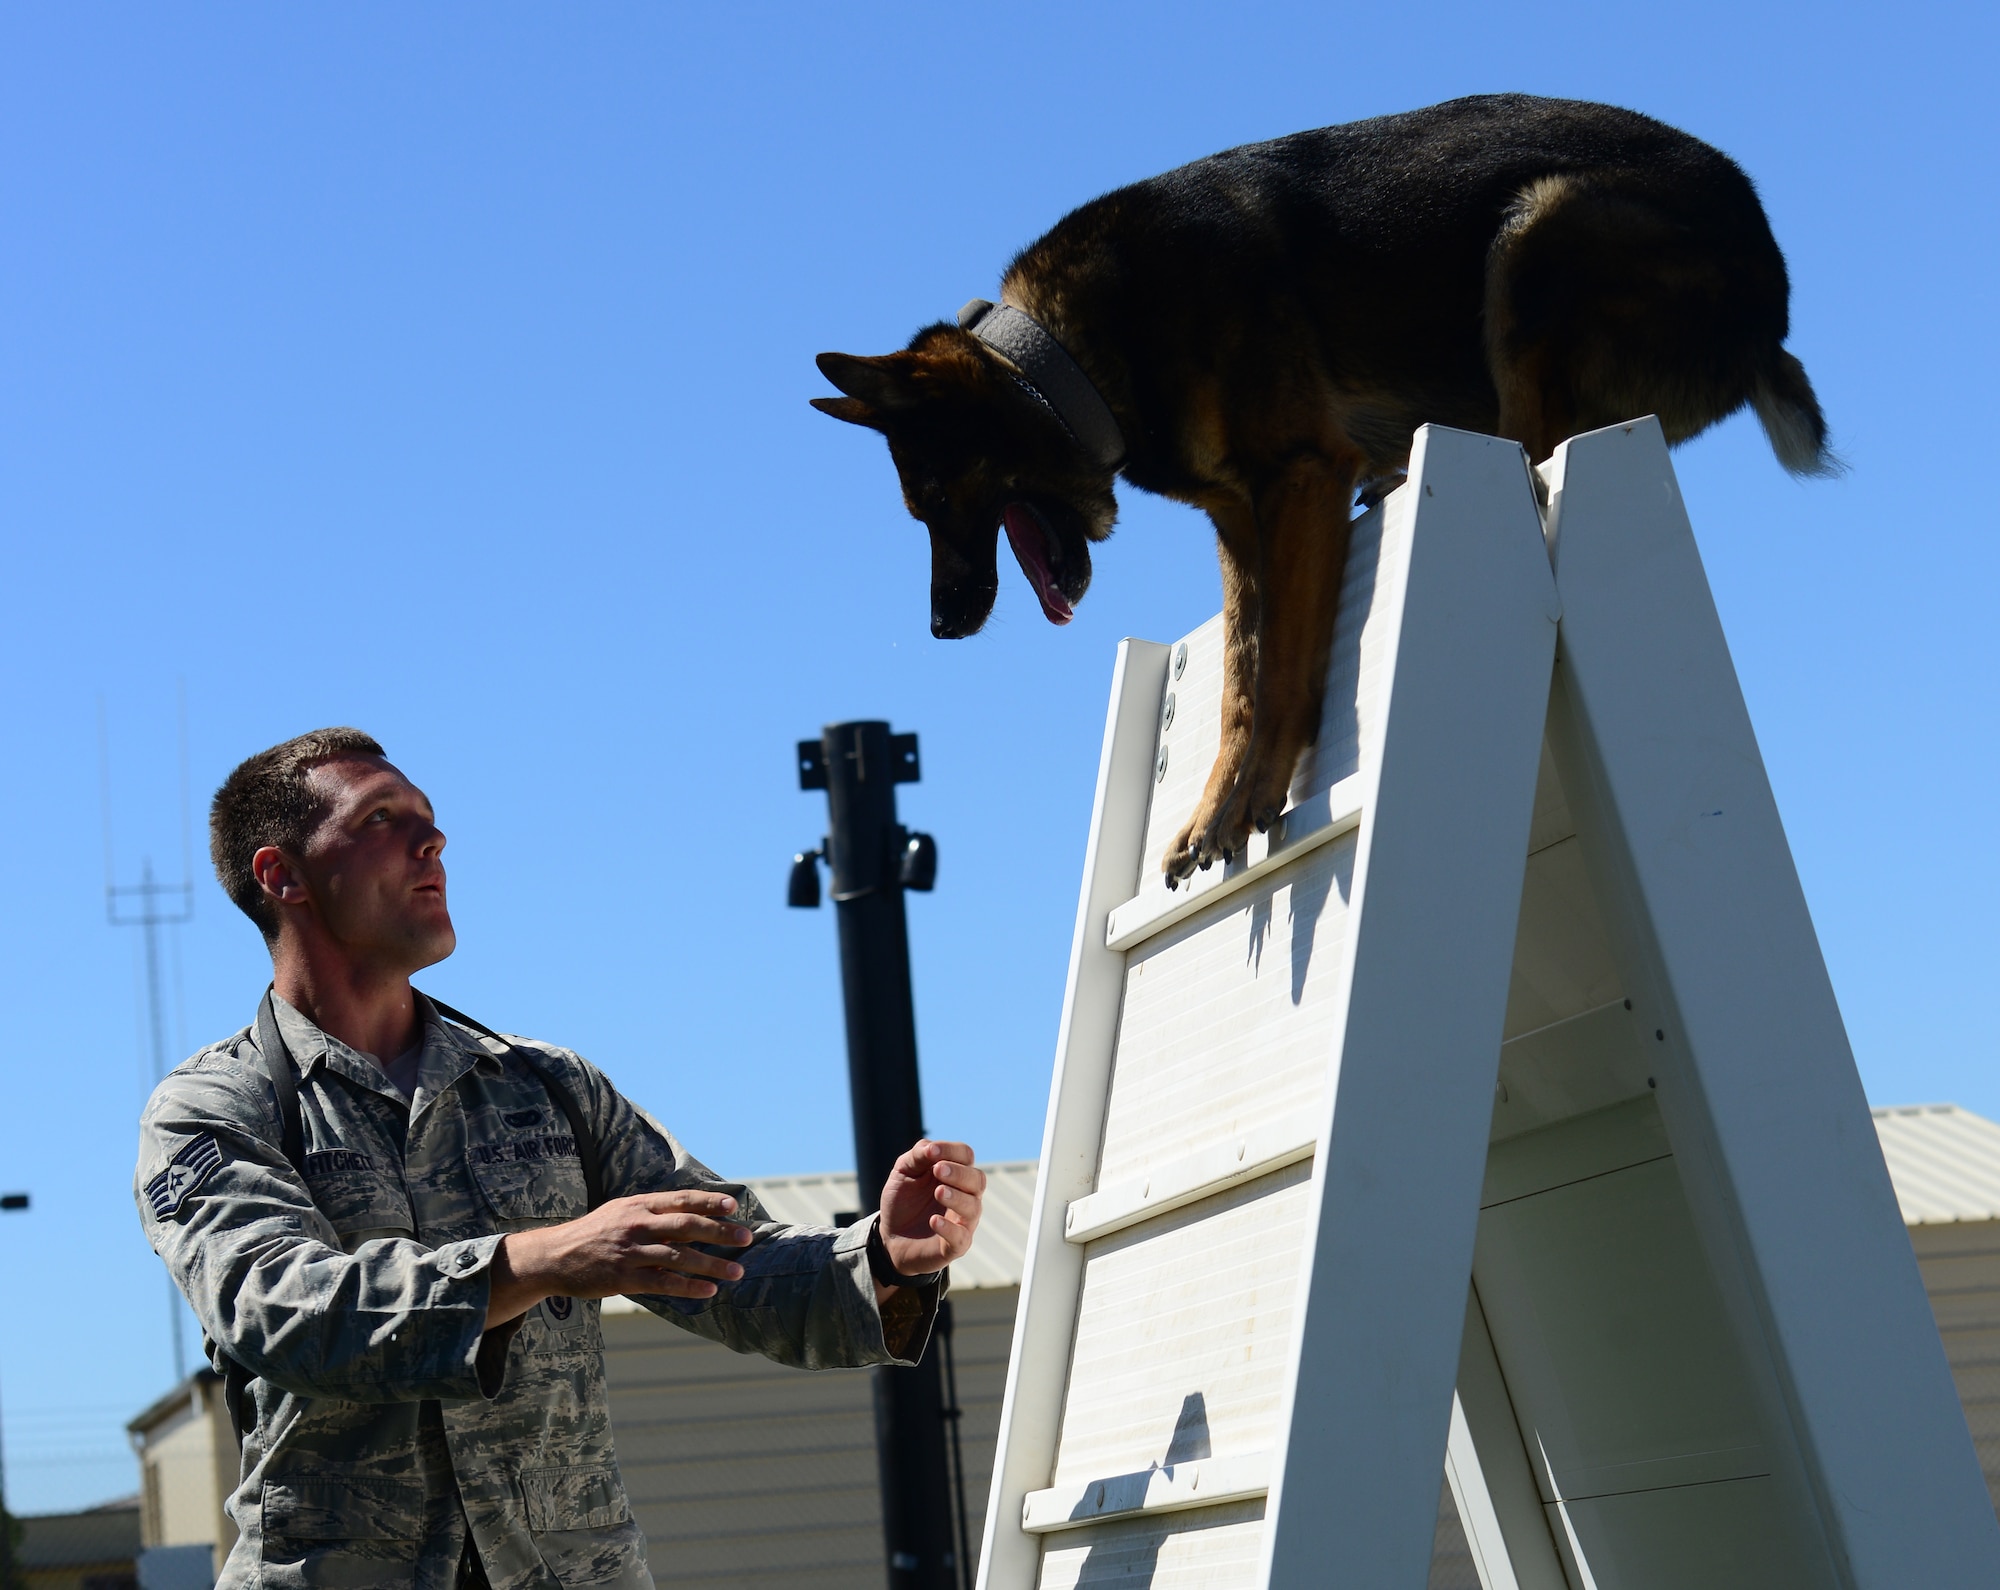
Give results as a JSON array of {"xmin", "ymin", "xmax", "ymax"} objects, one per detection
[
  {"xmin": 178, "ymin": 679, "xmax": 194, "ymax": 887},
  {"xmin": 101, "ymin": 693, "xmax": 197, "ymax": 1385}
]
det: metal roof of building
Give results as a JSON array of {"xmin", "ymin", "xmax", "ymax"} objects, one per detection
[
  {"xmin": 735, "ymin": 1159, "xmax": 1038, "ymax": 1291},
  {"xmin": 15, "ymin": 1501, "xmax": 141, "ymax": 1570},
  {"xmin": 1871, "ymin": 1104, "xmax": 2000, "ymax": 1225}
]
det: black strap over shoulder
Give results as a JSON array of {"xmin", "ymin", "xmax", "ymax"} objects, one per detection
[
  {"xmin": 255, "ymin": 989, "xmax": 308, "ymax": 1179},
  {"xmin": 422, "ymin": 993, "xmax": 606, "ymax": 1212},
  {"xmin": 214, "ymin": 993, "xmax": 304, "ymax": 1444},
  {"xmin": 251, "ymin": 986, "xmax": 605, "ymax": 1210}
]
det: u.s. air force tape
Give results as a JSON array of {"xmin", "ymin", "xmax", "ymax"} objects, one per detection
[{"xmin": 146, "ymin": 1133, "xmax": 223, "ymax": 1219}]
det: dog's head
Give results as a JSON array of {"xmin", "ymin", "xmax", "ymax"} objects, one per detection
[{"xmin": 812, "ymin": 323, "xmax": 1118, "ymax": 638}]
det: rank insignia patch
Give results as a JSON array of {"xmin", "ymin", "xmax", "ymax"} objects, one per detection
[{"xmin": 146, "ymin": 1134, "xmax": 223, "ymax": 1219}]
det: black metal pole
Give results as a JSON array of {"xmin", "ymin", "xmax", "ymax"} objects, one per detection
[
  {"xmin": 0, "ymin": 1370, "xmax": 12, "ymax": 1590},
  {"xmin": 0, "ymin": 1190, "xmax": 27, "ymax": 1590},
  {"xmin": 795, "ymin": 722, "xmax": 957, "ymax": 1590},
  {"xmin": 938, "ymin": 1300, "xmax": 975, "ymax": 1590}
]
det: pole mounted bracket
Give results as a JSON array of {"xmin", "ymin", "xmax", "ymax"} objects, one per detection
[{"xmin": 798, "ymin": 733, "xmax": 921, "ymax": 791}]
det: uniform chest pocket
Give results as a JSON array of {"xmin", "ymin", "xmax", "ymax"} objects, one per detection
[
  {"xmin": 468, "ymin": 1130, "xmax": 588, "ymax": 1224},
  {"xmin": 302, "ymin": 1148, "xmax": 411, "ymax": 1241}
]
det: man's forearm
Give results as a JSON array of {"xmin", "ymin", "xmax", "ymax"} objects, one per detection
[
  {"xmin": 485, "ymin": 1230, "xmax": 550, "ymax": 1329},
  {"xmin": 194, "ymin": 1235, "xmax": 502, "ymax": 1402},
  {"xmin": 491, "ymin": 1226, "xmax": 903, "ymax": 1325}
]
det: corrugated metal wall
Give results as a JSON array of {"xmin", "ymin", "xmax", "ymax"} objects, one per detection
[
  {"xmin": 603, "ymin": 1288, "xmax": 1016, "ymax": 1590},
  {"xmin": 1910, "ymin": 1220, "xmax": 2000, "ymax": 1514}
]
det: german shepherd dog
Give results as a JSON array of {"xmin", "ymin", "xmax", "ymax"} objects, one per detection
[{"xmin": 814, "ymin": 95, "xmax": 1834, "ymax": 884}]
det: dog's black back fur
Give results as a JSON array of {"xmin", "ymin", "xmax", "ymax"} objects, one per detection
[{"xmin": 1011, "ymin": 95, "xmax": 1812, "ymax": 495}]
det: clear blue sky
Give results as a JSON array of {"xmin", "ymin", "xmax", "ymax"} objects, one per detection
[{"xmin": 2, "ymin": 1, "xmax": 1994, "ymax": 1514}]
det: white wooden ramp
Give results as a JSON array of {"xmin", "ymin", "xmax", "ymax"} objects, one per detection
[{"xmin": 978, "ymin": 421, "xmax": 2000, "ymax": 1590}]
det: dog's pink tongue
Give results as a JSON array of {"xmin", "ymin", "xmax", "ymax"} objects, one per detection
[{"xmin": 1003, "ymin": 504, "xmax": 1073, "ymax": 625}]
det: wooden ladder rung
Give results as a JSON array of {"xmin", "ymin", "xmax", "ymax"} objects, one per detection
[
  {"xmin": 1105, "ymin": 774, "xmax": 1365, "ymax": 953},
  {"xmin": 1064, "ymin": 1115, "xmax": 1320, "ymax": 1245},
  {"xmin": 1020, "ymin": 1452, "xmax": 1273, "ymax": 1534}
]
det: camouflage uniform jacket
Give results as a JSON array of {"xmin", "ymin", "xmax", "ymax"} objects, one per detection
[{"xmin": 135, "ymin": 994, "xmax": 933, "ymax": 1590}]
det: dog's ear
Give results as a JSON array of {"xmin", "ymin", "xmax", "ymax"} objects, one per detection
[
  {"xmin": 816, "ymin": 351, "xmax": 921, "ymax": 411},
  {"xmin": 810, "ymin": 395, "xmax": 889, "ymax": 431}
]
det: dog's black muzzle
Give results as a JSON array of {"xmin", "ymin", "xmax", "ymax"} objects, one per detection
[{"xmin": 931, "ymin": 581, "xmax": 999, "ymax": 639}]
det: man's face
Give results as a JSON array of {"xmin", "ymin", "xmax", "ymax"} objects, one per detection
[{"xmin": 281, "ymin": 756, "xmax": 456, "ymax": 974}]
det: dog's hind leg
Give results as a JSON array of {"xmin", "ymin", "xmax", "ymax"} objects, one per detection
[
  {"xmin": 1485, "ymin": 172, "xmax": 1795, "ymax": 463},
  {"xmin": 1484, "ymin": 177, "xmax": 1589, "ymax": 462},
  {"xmin": 1164, "ymin": 454, "xmax": 1356, "ymax": 882}
]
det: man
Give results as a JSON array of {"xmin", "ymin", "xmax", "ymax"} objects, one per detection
[{"xmin": 135, "ymin": 728, "xmax": 985, "ymax": 1589}]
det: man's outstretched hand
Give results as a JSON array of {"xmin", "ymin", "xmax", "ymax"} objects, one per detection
[
  {"xmin": 486, "ymin": 1191, "xmax": 753, "ymax": 1328},
  {"xmin": 877, "ymin": 1139, "xmax": 984, "ymax": 1302}
]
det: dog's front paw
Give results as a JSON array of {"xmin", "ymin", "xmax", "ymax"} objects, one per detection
[
  {"xmin": 1163, "ymin": 731, "xmax": 1305, "ymax": 884},
  {"xmin": 1163, "ymin": 800, "xmax": 1252, "ymax": 886}
]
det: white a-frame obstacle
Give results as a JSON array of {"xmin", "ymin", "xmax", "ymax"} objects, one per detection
[{"xmin": 978, "ymin": 420, "xmax": 2000, "ymax": 1590}]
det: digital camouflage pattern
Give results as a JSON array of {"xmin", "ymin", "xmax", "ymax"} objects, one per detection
[{"xmin": 136, "ymin": 994, "xmax": 932, "ymax": 1589}]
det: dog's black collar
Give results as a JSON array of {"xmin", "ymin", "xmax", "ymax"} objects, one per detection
[{"xmin": 958, "ymin": 299, "xmax": 1125, "ymax": 471}]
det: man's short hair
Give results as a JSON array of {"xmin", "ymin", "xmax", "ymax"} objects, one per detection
[{"xmin": 210, "ymin": 728, "xmax": 385, "ymax": 940}]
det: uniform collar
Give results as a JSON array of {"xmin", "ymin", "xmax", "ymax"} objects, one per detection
[
  {"xmin": 267, "ymin": 990, "xmax": 501, "ymax": 1115},
  {"xmin": 417, "ymin": 993, "xmax": 507, "ymax": 1101},
  {"xmin": 268, "ymin": 992, "xmax": 332, "ymax": 1072}
]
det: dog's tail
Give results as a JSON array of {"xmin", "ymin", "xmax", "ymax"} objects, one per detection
[{"xmin": 1752, "ymin": 349, "xmax": 1844, "ymax": 477}]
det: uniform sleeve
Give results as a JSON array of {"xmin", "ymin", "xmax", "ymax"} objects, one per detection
[
  {"xmin": 535, "ymin": 1044, "xmax": 937, "ymax": 1370},
  {"xmin": 136, "ymin": 1045, "xmax": 509, "ymax": 1404}
]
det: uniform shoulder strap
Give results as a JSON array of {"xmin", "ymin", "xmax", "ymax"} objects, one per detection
[
  {"xmin": 254, "ymin": 988, "xmax": 308, "ymax": 1179},
  {"xmin": 219, "ymin": 988, "xmax": 309, "ymax": 1447},
  {"xmin": 225, "ymin": 989, "xmax": 608, "ymax": 1447},
  {"xmin": 423, "ymin": 994, "xmax": 606, "ymax": 1211}
]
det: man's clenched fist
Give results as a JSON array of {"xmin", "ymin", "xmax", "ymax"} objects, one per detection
[{"xmin": 877, "ymin": 1139, "xmax": 985, "ymax": 1294}]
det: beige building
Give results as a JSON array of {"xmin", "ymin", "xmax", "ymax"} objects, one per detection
[
  {"xmin": 1870, "ymin": 1103, "xmax": 2000, "ymax": 1497},
  {"xmin": 127, "ymin": 1106, "xmax": 2000, "ymax": 1588},
  {"xmin": 126, "ymin": 1372, "xmax": 236, "ymax": 1583}
]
